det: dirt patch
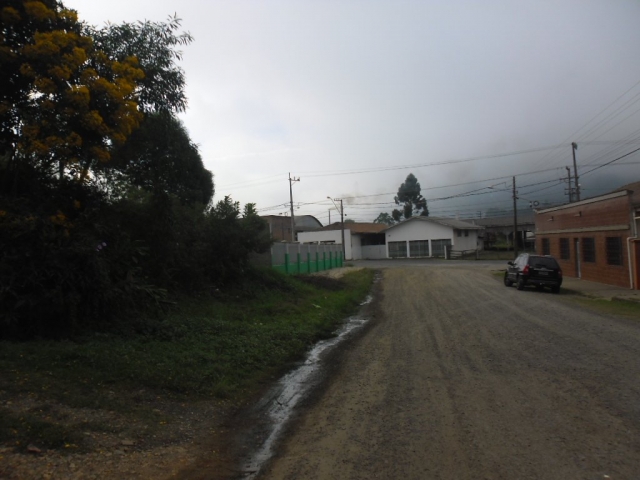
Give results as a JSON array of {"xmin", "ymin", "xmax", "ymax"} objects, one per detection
[{"xmin": 0, "ymin": 393, "xmax": 239, "ymax": 480}]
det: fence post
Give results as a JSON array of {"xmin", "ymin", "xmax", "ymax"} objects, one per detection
[{"xmin": 285, "ymin": 243, "xmax": 290, "ymax": 274}]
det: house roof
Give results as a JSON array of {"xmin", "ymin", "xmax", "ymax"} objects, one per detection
[
  {"xmin": 384, "ymin": 216, "xmax": 484, "ymax": 232},
  {"xmin": 320, "ymin": 222, "xmax": 387, "ymax": 234}
]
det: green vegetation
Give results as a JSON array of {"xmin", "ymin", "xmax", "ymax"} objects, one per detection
[
  {"xmin": 0, "ymin": 268, "xmax": 375, "ymax": 451},
  {"xmin": 570, "ymin": 297, "xmax": 640, "ymax": 319},
  {"xmin": 0, "ymin": 1, "xmax": 273, "ymax": 339}
]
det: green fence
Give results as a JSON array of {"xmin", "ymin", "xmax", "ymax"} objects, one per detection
[{"xmin": 271, "ymin": 243, "xmax": 344, "ymax": 275}]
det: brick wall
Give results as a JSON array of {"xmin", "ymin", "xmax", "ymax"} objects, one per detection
[
  {"xmin": 537, "ymin": 232, "xmax": 630, "ymax": 287},
  {"xmin": 535, "ymin": 193, "xmax": 634, "ymax": 288}
]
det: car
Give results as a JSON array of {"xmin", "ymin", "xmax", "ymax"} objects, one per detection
[{"xmin": 503, "ymin": 253, "xmax": 562, "ymax": 293}]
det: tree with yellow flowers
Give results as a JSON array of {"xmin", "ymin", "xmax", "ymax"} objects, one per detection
[{"xmin": 1, "ymin": 0, "xmax": 147, "ymax": 191}]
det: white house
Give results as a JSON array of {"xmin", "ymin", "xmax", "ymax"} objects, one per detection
[
  {"xmin": 384, "ymin": 217, "xmax": 484, "ymax": 258},
  {"xmin": 297, "ymin": 223, "xmax": 387, "ymax": 260}
]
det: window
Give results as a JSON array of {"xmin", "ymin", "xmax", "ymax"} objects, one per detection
[
  {"xmin": 559, "ymin": 238, "xmax": 570, "ymax": 260},
  {"xmin": 388, "ymin": 241, "xmax": 407, "ymax": 258},
  {"xmin": 582, "ymin": 238, "xmax": 595, "ymax": 263},
  {"xmin": 606, "ymin": 237, "xmax": 623, "ymax": 265},
  {"xmin": 409, "ymin": 240, "xmax": 429, "ymax": 257},
  {"xmin": 464, "ymin": 230, "xmax": 469, "ymax": 237},
  {"xmin": 456, "ymin": 229, "xmax": 461, "ymax": 237},
  {"xmin": 541, "ymin": 238, "xmax": 550, "ymax": 255}
]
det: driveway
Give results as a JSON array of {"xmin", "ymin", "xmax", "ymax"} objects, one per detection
[{"xmin": 261, "ymin": 266, "xmax": 640, "ymax": 479}]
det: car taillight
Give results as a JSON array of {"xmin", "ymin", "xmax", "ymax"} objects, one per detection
[
  {"xmin": 522, "ymin": 265, "xmax": 529, "ymax": 275},
  {"xmin": 558, "ymin": 268, "xmax": 562, "ymax": 278}
]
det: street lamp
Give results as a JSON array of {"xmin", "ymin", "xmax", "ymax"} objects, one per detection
[{"xmin": 327, "ymin": 197, "xmax": 346, "ymax": 260}]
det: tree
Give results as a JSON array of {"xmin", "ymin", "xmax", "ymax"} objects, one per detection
[
  {"xmin": 392, "ymin": 173, "xmax": 428, "ymax": 222},
  {"xmin": 87, "ymin": 14, "xmax": 193, "ymax": 114},
  {"xmin": 108, "ymin": 111, "xmax": 213, "ymax": 205},
  {"xmin": 1, "ymin": 0, "xmax": 144, "ymax": 190},
  {"xmin": 373, "ymin": 212, "xmax": 395, "ymax": 226}
]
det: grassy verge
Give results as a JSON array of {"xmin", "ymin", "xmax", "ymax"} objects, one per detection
[
  {"xmin": 0, "ymin": 268, "xmax": 375, "ymax": 452},
  {"xmin": 568, "ymin": 297, "xmax": 640, "ymax": 319}
]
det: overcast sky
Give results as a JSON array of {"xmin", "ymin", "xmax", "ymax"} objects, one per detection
[{"xmin": 65, "ymin": 0, "xmax": 640, "ymax": 223}]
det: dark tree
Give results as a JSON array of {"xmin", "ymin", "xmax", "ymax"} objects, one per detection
[
  {"xmin": 373, "ymin": 212, "xmax": 395, "ymax": 226},
  {"xmin": 108, "ymin": 111, "xmax": 214, "ymax": 205},
  {"xmin": 391, "ymin": 173, "xmax": 428, "ymax": 222}
]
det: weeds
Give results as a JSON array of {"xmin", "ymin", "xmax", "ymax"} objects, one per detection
[{"xmin": 0, "ymin": 268, "xmax": 374, "ymax": 451}]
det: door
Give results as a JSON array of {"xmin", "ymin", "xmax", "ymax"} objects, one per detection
[{"xmin": 574, "ymin": 238, "xmax": 581, "ymax": 278}]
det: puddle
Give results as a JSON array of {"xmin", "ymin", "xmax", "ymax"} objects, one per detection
[{"xmin": 238, "ymin": 290, "xmax": 376, "ymax": 478}]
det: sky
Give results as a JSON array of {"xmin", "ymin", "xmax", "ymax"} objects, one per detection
[{"xmin": 65, "ymin": 0, "xmax": 640, "ymax": 224}]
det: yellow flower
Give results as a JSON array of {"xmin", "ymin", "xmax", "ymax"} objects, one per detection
[{"xmin": 24, "ymin": 1, "xmax": 55, "ymax": 21}]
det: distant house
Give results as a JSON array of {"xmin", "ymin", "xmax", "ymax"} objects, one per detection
[
  {"xmin": 466, "ymin": 213, "xmax": 535, "ymax": 250},
  {"xmin": 261, "ymin": 215, "xmax": 323, "ymax": 242},
  {"xmin": 534, "ymin": 181, "xmax": 640, "ymax": 289},
  {"xmin": 297, "ymin": 223, "xmax": 386, "ymax": 260},
  {"xmin": 383, "ymin": 216, "xmax": 484, "ymax": 258}
]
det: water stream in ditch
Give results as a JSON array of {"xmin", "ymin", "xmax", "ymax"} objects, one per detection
[{"xmin": 238, "ymin": 292, "xmax": 375, "ymax": 478}]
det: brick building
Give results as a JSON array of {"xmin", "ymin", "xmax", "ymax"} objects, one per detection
[{"xmin": 534, "ymin": 181, "xmax": 640, "ymax": 289}]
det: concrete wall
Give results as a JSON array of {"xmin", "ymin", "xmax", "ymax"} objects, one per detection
[
  {"xmin": 361, "ymin": 245, "xmax": 387, "ymax": 259},
  {"xmin": 453, "ymin": 229, "xmax": 480, "ymax": 251},
  {"xmin": 298, "ymin": 229, "xmax": 353, "ymax": 260}
]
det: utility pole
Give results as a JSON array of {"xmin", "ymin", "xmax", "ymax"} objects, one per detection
[
  {"xmin": 565, "ymin": 166, "xmax": 573, "ymax": 203},
  {"xmin": 328, "ymin": 209, "xmax": 331, "ymax": 225},
  {"xmin": 340, "ymin": 199, "xmax": 345, "ymax": 260},
  {"xmin": 288, "ymin": 173, "xmax": 300, "ymax": 242},
  {"xmin": 512, "ymin": 176, "xmax": 518, "ymax": 258},
  {"xmin": 327, "ymin": 197, "xmax": 346, "ymax": 260},
  {"xmin": 572, "ymin": 142, "xmax": 580, "ymax": 201}
]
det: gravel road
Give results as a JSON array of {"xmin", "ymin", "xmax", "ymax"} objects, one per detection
[{"xmin": 261, "ymin": 266, "xmax": 640, "ymax": 479}]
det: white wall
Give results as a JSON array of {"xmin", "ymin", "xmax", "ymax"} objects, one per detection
[
  {"xmin": 453, "ymin": 230, "xmax": 480, "ymax": 251},
  {"xmin": 298, "ymin": 229, "xmax": 354, "ymax": 259},
  {"xmin": 361, "ymin": 245, "xmax": 387, "ymax": 259},
  {"xmin": 385, "ymin": 220, "xmax": 453, "ymax": 258},
  {"xmin": 351, "ymin": 234, "xmax": 362, "ymax": 260}
]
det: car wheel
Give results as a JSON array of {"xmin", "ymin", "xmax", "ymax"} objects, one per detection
[
  {"xmin": 516, "ymin": 278, "xmax": 525, "ymax": 290},
  {"xmin": 504, "ymin": 273, "xmax": 513, "ymax": 287},
  {"xmin": 551, "ymin": 286, "xmax": 560, "ymax": 294}
]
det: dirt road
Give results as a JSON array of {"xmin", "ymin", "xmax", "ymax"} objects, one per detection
[{"xmin": 261, "ymin": 266, "xmax": 640, "ymax": 479}]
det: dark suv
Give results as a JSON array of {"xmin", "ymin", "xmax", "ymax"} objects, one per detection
[{"xmin": 504, "ymin": 254, "xmax": 563, "ymax": 293}]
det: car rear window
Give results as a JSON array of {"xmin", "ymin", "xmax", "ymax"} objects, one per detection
[{"xmin": 529, "ymin": 256, "xmax": 559, "ymax": 268}]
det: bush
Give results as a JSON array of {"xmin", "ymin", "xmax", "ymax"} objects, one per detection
[{"xmin": 0, "ymin": 184, "xmax": 271, "ymax": 339}]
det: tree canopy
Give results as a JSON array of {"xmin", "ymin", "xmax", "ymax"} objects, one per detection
[
  {"xmin": 0, "ymin": 2, "xmax": 270, "ymax": 339},
  {"xmin": 109, "ymin": 111, "xmax": 214, "ymax": 205},
  {"xmin": 391, "ymin": 173, "xmax": 428, "ymax": 222},
  {"xmin": 1, "ymin": 0, "xmax": 144, "ymax": 187},
  {"xmin": 373, "ymin": 212, "xmax": 395, "ymax": 226}
]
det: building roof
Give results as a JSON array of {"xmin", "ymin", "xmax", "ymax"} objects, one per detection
[
  {"xmin": 536, "ymin": 178, "xmax": 640, "ymax": 214},
  {"xmin": 611, "ymin": 180, "xmax": 640, "ymax": 205},
  {"xmin": 320, "ymin": 222, "xmax": 387, "ymax": 234},
  {"xmin": 463, "ymin": 213, "xmax": 535, "ymax": 228},
  {"xmin": 384, "ymin": 216, "xmax": 484, "ymax": 232}
]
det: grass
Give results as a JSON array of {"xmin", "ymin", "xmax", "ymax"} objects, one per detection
[
  {"xmin": 0, "ymin": 268, "xmax": 375, "ymax": 452},
  {"xmin": 569, "ymin": 297, "xmax": 640, "ymax": 319}
]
